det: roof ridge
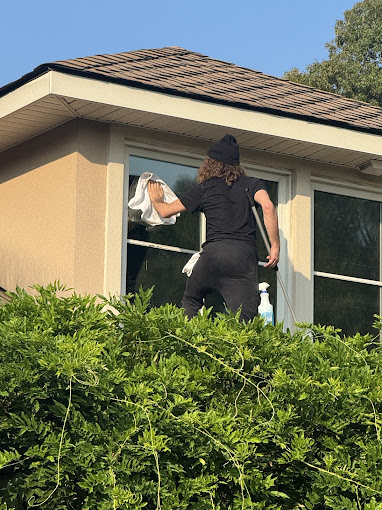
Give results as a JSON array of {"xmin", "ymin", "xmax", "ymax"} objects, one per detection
[{"xmin": 53, "ymin": 46, "xmax": 194, "ymax": 70}]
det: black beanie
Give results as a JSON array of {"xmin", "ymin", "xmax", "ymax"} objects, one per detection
[{"xmin": 207, "ymin": 134, "xmax": 240, "ymax": 165}]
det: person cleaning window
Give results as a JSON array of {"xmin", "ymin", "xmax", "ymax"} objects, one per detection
[{"xmin": 148, "ymin": 134, "xmax": 280, "ymax": 321}]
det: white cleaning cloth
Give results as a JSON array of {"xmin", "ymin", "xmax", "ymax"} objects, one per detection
[
  {"xmin": 128, "ymin": 172, "xmax": 180, "ymax": 226},
  {"xmin": 182, "ymin": 252, "xmax": 201, "ymax": 277}
]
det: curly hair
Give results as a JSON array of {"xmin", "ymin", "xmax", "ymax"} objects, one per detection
[{"xmin": 197, "ymin": 157, "xmax": 246, "ymax": 186}]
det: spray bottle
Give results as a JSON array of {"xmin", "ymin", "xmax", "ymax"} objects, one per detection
[{"xmin": 258, "ymin": 282, "xmax": 274, "ymax": 325}]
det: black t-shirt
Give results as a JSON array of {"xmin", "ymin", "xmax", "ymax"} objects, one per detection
[{"xmin": 180, "ymin": 176, "xmax": 267, "ymax": 253}]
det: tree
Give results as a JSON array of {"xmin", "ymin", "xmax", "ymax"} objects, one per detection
[{"xmin": 284, "ymin": 0, "xmax": 382, "ymax": 106}]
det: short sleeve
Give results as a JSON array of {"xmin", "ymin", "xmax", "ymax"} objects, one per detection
[
  {"xmin": 251, "ymin": 178, "xmax": 267, "ymax": 196},
  {"xmin": 179, "ymin": 184, "xmax": 204, "ymax": 213}
]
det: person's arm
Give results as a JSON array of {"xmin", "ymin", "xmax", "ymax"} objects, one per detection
[
  {"xmin": 148, "ymin": 181, "xmax": 187, "ymax": 218},
  {"xmin": 254, "ymin": 189, "xmax": 280, "ymax": 268}
]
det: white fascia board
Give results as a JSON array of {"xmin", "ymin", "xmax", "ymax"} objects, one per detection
[
  {"xmin": 49, "ymin": 72, "xmax": 382, "ymax": 157},
  {"xmin": 0, "ymin": 73, "xmax": 51, "ymax": 119},
  {"xmin": 3, "ymin": 70, "xmax": 382, "ymax": 158}
]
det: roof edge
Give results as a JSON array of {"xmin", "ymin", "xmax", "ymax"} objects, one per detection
[
  {"xmin": 0, "ymin": 63, "xmax": 54, "ymax": 98},
  {"xmin": 2, "ymin": 63, "xmax": 382, "ymax": 137}
]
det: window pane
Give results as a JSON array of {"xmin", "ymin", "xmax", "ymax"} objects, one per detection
[
  {"xmin": 128, "ymin": 156, "xmax": 200, "ymax": 251},
  {"xmin": 314, "ymin": 191, "xmax": 380, "ymax": 280},
  {"xmin": 257, "ymin": 180, "xmax": 278, "ymax": 263},
  {"xmin": 126, "ymin": 244, "xmax": 191, "ymax": 307},
  {"xmin": 314, "ymin": 276, "xmax": 380, "ymax": 337}
]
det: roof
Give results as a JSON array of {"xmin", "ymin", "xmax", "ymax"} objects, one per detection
[{"xmin": 2, "ymin": 46, "xmax": 382, "ymax": 136}]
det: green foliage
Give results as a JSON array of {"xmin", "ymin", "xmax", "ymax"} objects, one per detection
[
  {"xmin": 284, "ymin": 0, "xmax": 382, "ymax": 106},
  {"xmin": 1, "ymin": 284, "xmax": 382, "ymax": 508}
]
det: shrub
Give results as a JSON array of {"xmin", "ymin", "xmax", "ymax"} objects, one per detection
[{"xmin": 1, "ymin": 283, "xmax": 382, "ymax": 509}]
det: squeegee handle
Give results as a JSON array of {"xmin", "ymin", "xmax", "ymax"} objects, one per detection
[
  {"xmin": 247, "ymin": 191, "xmax": 297, "ymax": 323},
  {"xmin": 246, "ymin": 191, "xmax": 278, "ymax": 271}
]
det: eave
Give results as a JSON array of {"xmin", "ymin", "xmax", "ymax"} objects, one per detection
[{"xmin": 1, "ymin": 69, "xmax": 382, "ymax": 170}]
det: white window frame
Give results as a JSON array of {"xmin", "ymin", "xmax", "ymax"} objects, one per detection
[
  {"xmin": 122, "ymin": 140, "xmax": 292, "ymax": 326},
  {"xmin": 122, "ymin": 141, "xmax": 204, "ymax": 296},
  {"xmin": 312, "ymin": 177, "xmax": 382, "ymax": 323}
]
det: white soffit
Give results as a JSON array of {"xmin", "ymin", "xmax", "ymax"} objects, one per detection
[{"xmin": 1, "ymin": 70, "xmax": 382, "ymax": 169}]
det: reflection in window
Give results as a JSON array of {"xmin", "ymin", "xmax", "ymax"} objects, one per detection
[
  {"xmin": 314, "ymin": 191, "xmax": 381, "ymax": 336},
  {"xmin": 126, "ymin": 245, "xmax": 190, "ymax": 307},
  {"xmin": 314, "ymin": 277, "xmax": 379, "ymax": 337},
  {"xmin": 315, "ymin": 191, "xmax": 380, "ymax": 280},
  {"xmin": 127, "ymin": 156, "xmax": 199, "ymax": 306},
  {"xmin": 128, "ymin": 156, "xmax": 199, "ymax": 251}
]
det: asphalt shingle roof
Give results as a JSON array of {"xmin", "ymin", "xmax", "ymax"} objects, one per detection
[{"xmin": 3, "ymin": 47, "xmax": 382, "ymax": 135}]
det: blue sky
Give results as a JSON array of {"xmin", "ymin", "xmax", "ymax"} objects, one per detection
[{"xmin": 1, "ymin": 0, "xmax": 357, "ymax": 89}]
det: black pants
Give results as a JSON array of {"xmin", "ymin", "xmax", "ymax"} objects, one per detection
[{"xmin": 181, "ymin": 241, "xmax": 259, "ymax": 322}]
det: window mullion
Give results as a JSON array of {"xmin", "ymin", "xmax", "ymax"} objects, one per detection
[
  {"xmin": 314, "ymin": 271, "xmax": 382, "ymax": 287},
  {"xmin": 127, "ymin": 238, "xmax": 198, "ymax": 255}
]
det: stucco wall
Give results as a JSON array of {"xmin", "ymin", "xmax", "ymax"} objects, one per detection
[
  {"xmin": 73, "ymin": 120, "xmax": 108, "ymax": 295},
  {"xmin": 0, "ymin": 119, "xmax": 108, "ymax": 296}
]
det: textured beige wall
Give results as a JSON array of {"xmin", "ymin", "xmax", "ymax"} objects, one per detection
[
  {"xmin": 0, "ymin": 120, "xmax": 108, "ymax": 296},
  {"xmin": 0, "ymin": 123, "xmax": 77, "ymax": 292},
  {"xmin": 73, "ymin": 121, "xmax": 108, "ymax": 295}
]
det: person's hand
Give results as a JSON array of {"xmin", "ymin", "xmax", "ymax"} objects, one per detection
[
  {"xmin": 264, "ymin": 245, "xmax": 280, "ymax": 268},
  {"xmin": 148, "ymin": 180, "xmax": 164, "ymax": 203}
]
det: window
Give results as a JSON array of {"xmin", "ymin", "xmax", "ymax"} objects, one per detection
[
  {"xmin": 314, "ymin": 189, "xmax": 382, "ymax": 336},
  {"xmin": 126, "ymin": 155, "xmax": 200, "ymax": 308},
  {"xmin": 124, "ymin": 147, "xmax": 288, "ymax": 321}
]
